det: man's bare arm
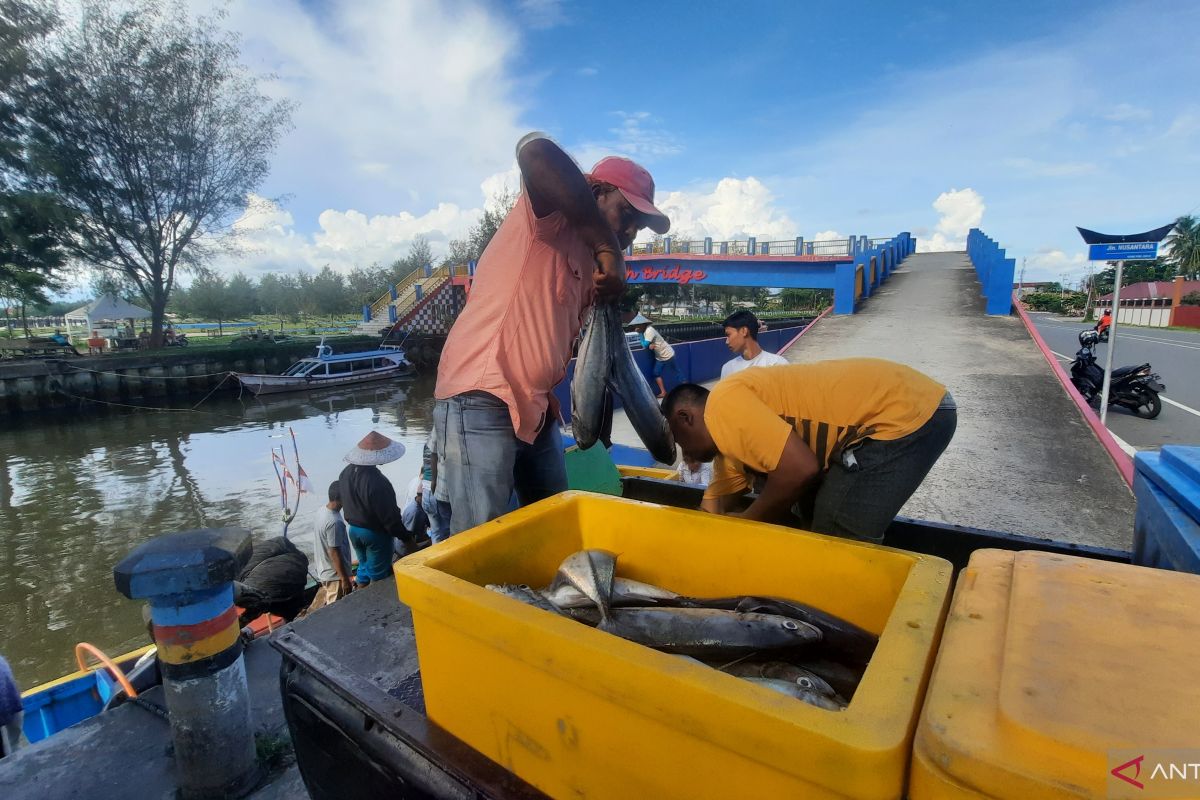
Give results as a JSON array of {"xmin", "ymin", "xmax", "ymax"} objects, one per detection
[
  {"xmin": 740, "ymin": 433, "xmax": 821, "ymax": 523},
  {"xmin": 516, "ymin": 135, "xmax": 625, "ymax": 296}
]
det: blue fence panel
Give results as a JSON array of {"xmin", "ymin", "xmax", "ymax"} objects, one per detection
[{"xmin": 967, "ymin": 228, "xmax": 1016, "ymax": 315}]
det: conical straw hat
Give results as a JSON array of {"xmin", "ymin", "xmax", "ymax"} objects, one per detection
[{"xmin": 344, "ymin": 430, "xmax": 406, "ymax": 465}]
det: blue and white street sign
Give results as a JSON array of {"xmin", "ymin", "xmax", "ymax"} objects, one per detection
[{"xmin": 1088, "ymin": 241, "xmax": 1158, "ymax": 261}]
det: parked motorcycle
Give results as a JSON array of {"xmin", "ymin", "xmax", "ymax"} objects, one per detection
[
  {"xmin": 165, "ymin": 333, "xmax": 189, "ymax": 347},
  {"xmin": 1069, "ymin": 330, "xmax": 1163, "ymax": 419}
]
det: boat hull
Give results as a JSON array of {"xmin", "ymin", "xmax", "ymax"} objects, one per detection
[{"xmin": 236, "ymin": 364, "xmax": 414, "ymax": 396}]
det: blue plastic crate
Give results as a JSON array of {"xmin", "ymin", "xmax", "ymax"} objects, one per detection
[{"xmin": 1134, "ymin": 446, "xmax": 1200, "ymax": 574}]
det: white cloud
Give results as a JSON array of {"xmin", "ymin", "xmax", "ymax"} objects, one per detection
[
  {"xmin": 641, "ymin": 177, "xmax": 797, "ymax": 241},
  {"xmin": 577, "ymin": 66, "xmax": 598, "ymax": 77},
  {"xmin": 1003, "ymin": 157, "xmax": 1097, "ymax": 177},
  {"xmin": 917, "ymin": 188, "xmax": 984, "ymax": 252},
  {"xmin": 813, "ymin": 230, "xmax": 844, "ymax": 241},
  {"xmin": 217, "ymin": 192, "xmax": 484, "ymax": 275},
  {"xmin": 1021, "ymin": 248, "xmax": 1089, "ymax": 285},
  {"xmin": 206, "ymin": 0, "xmax": 526, "ymax": 218},
  {"xmin": 576, "ymin": 111, "xmax": 682, "ymax": 167},
  {"xmin": 1100, "ymin": 103, "xmax": 1151, "ymax": 122}
]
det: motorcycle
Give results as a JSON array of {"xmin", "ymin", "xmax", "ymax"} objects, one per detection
[
  {"xmin": 165, "ymin": 332, "xmax": 189, "ymax": 347},
  {"xmin": 1069, "ymin": 330, "xmax": 1164, "ymax": 419}
]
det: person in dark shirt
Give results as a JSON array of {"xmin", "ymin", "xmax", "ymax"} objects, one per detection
[{"xmin": 338, "ymin": 431, "xmax": 413, "ymax": 585}]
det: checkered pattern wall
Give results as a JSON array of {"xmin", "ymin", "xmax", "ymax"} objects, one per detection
[{"xmin": 400, "ymin": 283, "xmax": 467, "ymax": 334}]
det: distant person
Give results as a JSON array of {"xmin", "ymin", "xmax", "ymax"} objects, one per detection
[
  {"xmin": 305, "ymin": 481, "xmax": 354, "ymax": 615},
  {"xmin": 434, "ymin": 133, "xmax": 670, "ymax": 535},
  {"xmin": 338, "ymin": 431, "xmax": 414, "ymax": 585},
  {"xmin": 720, "ymin": 310, "xmax": 788, "ymax": 379},
  {"xmin": 678, "ymin": 456, "xmax": 713, "ymax": 488},
  {"xmin": 401, "ymin": 475, "xmax": 430, "ymax": 541},
  {"xmin": 233, "ymin": 536, "xmax": 313, "ymax": 625},
  {"xmin": 636, "ymin": 318, "xmax": 680, "ymax": 398},
  {"xmin": 663, "ymin": 359, "xmax": 956, "ymax": 543},
  {"xmin": 0, "ymin": 654, "xmax": 23, "ymax": 757},
  {"xmin": 1095, "ymin": 311, "xmax": 1112, "ymax": 336}
]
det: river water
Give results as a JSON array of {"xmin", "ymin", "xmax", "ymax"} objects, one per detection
[{"xmin": 0, "ymin": 375, "xmax": 437, "ymax": 688}]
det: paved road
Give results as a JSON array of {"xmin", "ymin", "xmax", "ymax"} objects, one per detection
[
  {"xmin": 782, "ymin": 254, "xmax": 1134, "ymax": 549},
  {"xmin": 1027, "ymin": 313, "xmax": 1200, "ymax": 452}
]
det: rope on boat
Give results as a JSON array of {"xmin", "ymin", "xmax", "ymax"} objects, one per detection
[
  {"xmin": 130, "ymin": 694, "xmax": 170, "ymax": 722},
  {"xmin": 59, "ymin": 362, "xmax": 236, "ymax": 379},
  {"xmin": 48, "ymin": 385, "xmax": 246, "ymax": 420}
]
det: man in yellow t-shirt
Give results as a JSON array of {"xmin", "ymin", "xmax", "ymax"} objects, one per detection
[{"xmin": 662, "ymin": 359, "xmax": 957, "ymax": 542}]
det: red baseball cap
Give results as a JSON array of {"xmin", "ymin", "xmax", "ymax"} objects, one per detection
[{"xmin": 589, "ymin": 156, "xmax": 671, "ymax": 234}]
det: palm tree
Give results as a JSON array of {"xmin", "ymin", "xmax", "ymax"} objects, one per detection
[{"xmin": 1166, "ymin": 215, "xmax": 1200, "ymax": 279}]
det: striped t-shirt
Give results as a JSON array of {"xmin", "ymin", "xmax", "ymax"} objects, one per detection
[{"xmin": 703, "ymin": 359, "xmax": 945, "ymax": 500}]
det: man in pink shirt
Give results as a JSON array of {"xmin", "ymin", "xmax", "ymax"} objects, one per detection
[{"xmin": 434, "ymin": 133, "xmax": 670, "ymax": 535}]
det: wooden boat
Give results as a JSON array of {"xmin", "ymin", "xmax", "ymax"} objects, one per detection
[{"xmin": 234, "ymin": 341, "xmax": 414, "ymax": 396}]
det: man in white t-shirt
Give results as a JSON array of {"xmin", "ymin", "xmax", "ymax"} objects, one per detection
[
  {"xmin": 305, "ymin": 482, "xmax": 354, "ymax": 615},
  {"xmin": 635, "ymin": 317, "xmax": 680, "ymax": 398},
  {"xmin": 719, "ymin": 310, "xmax": 788, "ymax": 380}
]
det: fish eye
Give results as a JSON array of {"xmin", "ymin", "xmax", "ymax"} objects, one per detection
[
  {"xmin": 782, "ymin": 620, "xmax": 798, "ymax": 630},
  {"xmin": 798, "ymin": 678, "xmax": 813, "ymax": 688}
]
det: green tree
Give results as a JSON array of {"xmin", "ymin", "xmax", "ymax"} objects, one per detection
[
  {"xmin": 444, "ymin": 189, "xmax": 517, "ymax": 265},
  {"xmin": 387, "ymin": 235, "xmax": 435, "ymax": 286},
  {"xmin": 0, "ymin": 2, "xmax": 69, "ymax": 315},
  {"xmin": 309, "ymin": 265, "xmax": 348, "ymax": 320},
  {"xmin": 186, "ymin": 271, "xmax": 229, "ymax": 333},
  {"xmin": 258, "ymin": 272, "xmax": 299, "ymax": 326},
  {"xmin": 1165, "ymin": 215, "xmax": 1200, "ymax": 280},
  {"xmin": 347, "ymin": 264, "xmax": 389, "ymax": 308},
  {"xmin": 1093, "ymin": 259, "xmax": 1174, "ymax": 296},
  {"xmin": 225, "ymin": 271, "xmax": 257, "ymax": 319},
  {"xmin": 23, "ymin": 0, "xmax": 293, "ymax": 347}
]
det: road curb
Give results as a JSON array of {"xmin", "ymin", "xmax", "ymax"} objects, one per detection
[
  {"xmin": 778, "ymin": 306, "xmax": 832, "ymax": 355},
  {"xmin": 1013, "ymin": 293, "xmax": 1134, "ymax": 487}
]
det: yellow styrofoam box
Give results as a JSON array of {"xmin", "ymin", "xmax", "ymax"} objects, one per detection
[
  {"xmin": 910, "ymin": 549, "xmax": 1200, "ymax": 799},
  {"xmin": 395, "ymin": 491, "xmax": 952, "ymax": 800}
]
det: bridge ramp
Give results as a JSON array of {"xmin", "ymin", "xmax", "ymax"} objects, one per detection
[{"xmin": 785, "ymin": 251, "xmax": 1133, "ymax": 548}]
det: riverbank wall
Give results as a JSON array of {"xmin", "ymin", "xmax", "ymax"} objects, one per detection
[{"xmin": 0, "ymin": 336, "xmax": 415, "ymax": 415}]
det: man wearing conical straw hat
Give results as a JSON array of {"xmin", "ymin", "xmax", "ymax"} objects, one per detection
[{"xmin": 338, "ymin": 431, "xmax": 414, "ymax": 585}]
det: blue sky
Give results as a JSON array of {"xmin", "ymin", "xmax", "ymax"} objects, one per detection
[{"xmin": 173, "ymin": 0, "xmax": 1199, "ymax": 289}]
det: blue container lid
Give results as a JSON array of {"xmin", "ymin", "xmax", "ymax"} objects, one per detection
[{"xmin": 1135, "ymin": 446, "xmax": 1200, "ymax": 523}]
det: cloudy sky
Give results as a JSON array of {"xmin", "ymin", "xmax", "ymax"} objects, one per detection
[{"xmin": 174, "ymin": 0, "xmax": 1198, "ymax": 288}]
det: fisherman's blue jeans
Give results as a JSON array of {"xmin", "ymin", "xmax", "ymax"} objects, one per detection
[
  {"xmin": 347, "ymin": 524, "xmax": 394, "ymax": 585},
  {"xmin": 435, "ymin": 392, "xmax": 567, "ymax": 536},
  {"xmin": 422, "ymin": 491, "xmax": 452, "ymax": 544}
]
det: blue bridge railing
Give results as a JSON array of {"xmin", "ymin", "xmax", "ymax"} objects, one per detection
[
  {"xmin": 630, "ymin": 234, "xmax": 883, "ymax": 258},
  {"xmin": 966, "ymin": 229, "xmax": 1016, "ymax": 315}
]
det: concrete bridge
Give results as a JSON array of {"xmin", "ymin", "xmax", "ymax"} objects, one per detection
[{"xmin": 357, "ymin": 230, "xmax": 923, "ymax": 335}]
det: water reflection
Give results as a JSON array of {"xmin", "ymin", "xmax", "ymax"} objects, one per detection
[{"xmin": 0, "ymin": 376, "xmax": 435, "ymax": 687}]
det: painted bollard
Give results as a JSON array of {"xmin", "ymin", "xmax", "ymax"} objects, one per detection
[{"xmin": 113, "ymin": 528, "xmax": 258, "ymax": 800}]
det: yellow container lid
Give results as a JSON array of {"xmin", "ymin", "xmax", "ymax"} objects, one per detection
[{"xmin": 911, "ymin": 550, "xmax": 1200, "ymax": 799}]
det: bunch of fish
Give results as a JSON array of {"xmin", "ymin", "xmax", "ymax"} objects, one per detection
[
  {"xmin": 571, "ymin": 303, "xmax": 677, "ymax": 464},
  {"xmin": 486, "ymin": 549, "xmax": 878, "ymax": 711}
]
